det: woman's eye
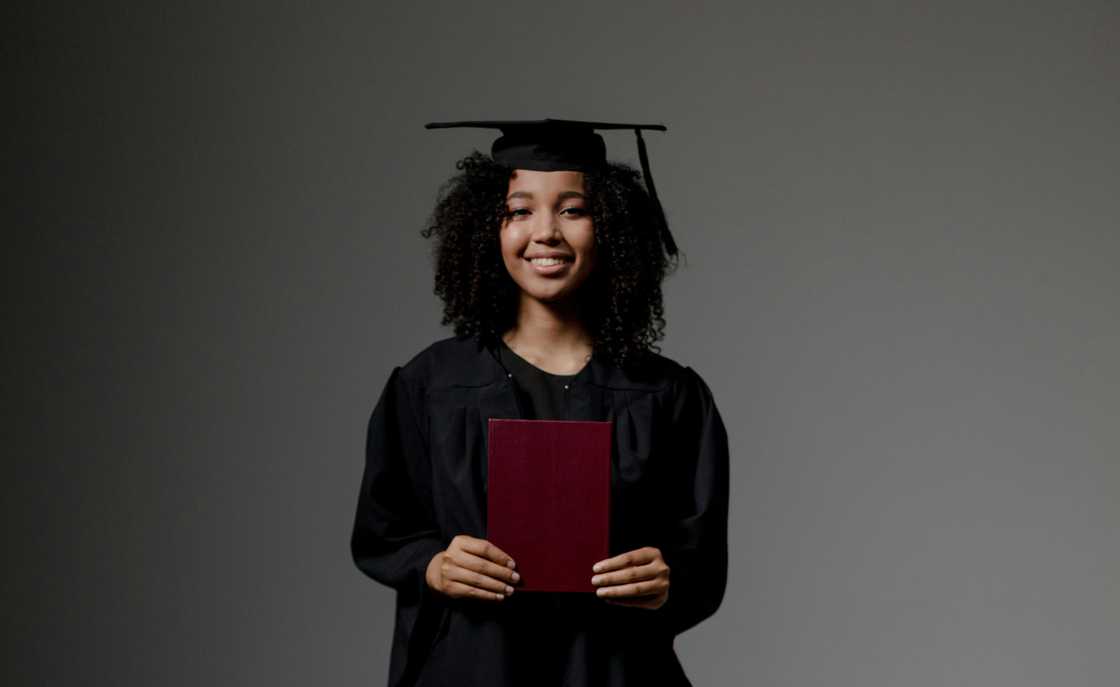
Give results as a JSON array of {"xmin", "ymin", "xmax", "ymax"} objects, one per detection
[
  {"xmin": 561, "ymin": 207, "xmax": 587, "ymax": 217},
  {"xmin": 506, "ymin": 208, "xmax": 530, "ymax": 219}
]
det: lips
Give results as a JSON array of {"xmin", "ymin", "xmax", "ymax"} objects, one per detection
[
  {"xmin": 525, "ymin": 254, "xmax": 573, "ymax": 275},
  {"xmin": 528, "ymin": 256, "xmax": 569, "ymax": 266}
]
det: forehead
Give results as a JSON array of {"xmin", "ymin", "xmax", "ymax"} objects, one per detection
[{"xmin": 506, "ymin": 169, "xmax": 586, "ymax": 195}]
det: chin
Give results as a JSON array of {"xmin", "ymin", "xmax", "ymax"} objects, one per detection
[
  {"xmin": 527, "ymin": 289, "xmax": 572, "ymax": 304},
  {"xmin": 524, "ymin": 281, "xmax": 595, "ymax": 307},
  {"xmin": 508, "ymin": 266, "xmax": 595, "ymax": 306}
]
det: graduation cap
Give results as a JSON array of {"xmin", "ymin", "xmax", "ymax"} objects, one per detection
[{"xmin": 425, "ymin": 118, "xmax": 677, "ymax": 256}]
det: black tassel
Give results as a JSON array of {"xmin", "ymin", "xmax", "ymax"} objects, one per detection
[{"xmin": 634, "ymin": 128, "xmax": 678, "ymax": 256}]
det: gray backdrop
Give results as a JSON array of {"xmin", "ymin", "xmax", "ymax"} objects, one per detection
[{"xmin": 10, "ymin": 1, "xmax": 1118, "ymax": 685}]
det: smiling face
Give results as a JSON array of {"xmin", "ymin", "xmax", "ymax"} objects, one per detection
[{"xmin": 499, "ymin": 169, "xmax": 597, "ymax": 306}]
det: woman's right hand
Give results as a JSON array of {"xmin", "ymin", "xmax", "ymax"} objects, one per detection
[{"xmin": 425, "ymin": 535, "xmax": 520, "ymax": 601}]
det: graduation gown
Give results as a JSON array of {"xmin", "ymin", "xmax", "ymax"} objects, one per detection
[{"xmin": 350, "ymin": 334, "xmax": 729, "ymax": 687}]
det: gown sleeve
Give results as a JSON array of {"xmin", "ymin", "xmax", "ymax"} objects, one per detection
[
  {"xmin": 351, "ymin": 365, "xmax": 446, "ymax": 605},
  {"xmin": 654, "ymin": 365, "xmax": 730, "ymax": 636}
]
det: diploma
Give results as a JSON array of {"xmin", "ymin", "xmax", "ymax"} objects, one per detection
[{"xmin": 486, "ymin": 418, "xmax": 612, "ymax": 592}]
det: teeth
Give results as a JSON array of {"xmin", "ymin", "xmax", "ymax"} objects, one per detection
[{"xmin": 530, "ymin": 257, "xmax": 568, "ymax": 266}]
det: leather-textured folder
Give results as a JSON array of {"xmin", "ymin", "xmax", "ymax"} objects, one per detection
[{"xmin": 486, "ymin": 418, "xmax": 612, "ymax": 592}]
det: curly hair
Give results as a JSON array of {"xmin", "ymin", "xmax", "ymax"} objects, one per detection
[{"xmin": 421, "ymin": 151, "xmax": 679, "ymax": 370}]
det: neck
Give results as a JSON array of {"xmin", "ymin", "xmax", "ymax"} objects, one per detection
[{"xmin": 504, "ymin": 295, "xmax": 592, "ymax": 355}]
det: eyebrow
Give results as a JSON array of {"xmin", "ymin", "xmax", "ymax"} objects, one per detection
[{"xmin": 506, "ymin": 190, "xmax": 586, "ymax": 202}]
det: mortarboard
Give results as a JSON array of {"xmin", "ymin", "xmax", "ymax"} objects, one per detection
[{"xmin": 425, "ymin": 119, "xmax": 677, "ymax": 256}]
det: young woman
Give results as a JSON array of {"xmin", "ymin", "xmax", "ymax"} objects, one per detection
[{"xmin": 351, "ymin": 120, "xmax": 729, "ymax": 687}]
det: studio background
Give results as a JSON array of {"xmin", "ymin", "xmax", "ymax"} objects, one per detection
[{"xmin": 9, "ymin": 1, "xmax": 1118, "ymax": 685}]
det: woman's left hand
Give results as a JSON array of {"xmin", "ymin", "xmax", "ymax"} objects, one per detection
[{"xmin": 590, "ymin": 546, "xmax": 670, "ymax": 609}]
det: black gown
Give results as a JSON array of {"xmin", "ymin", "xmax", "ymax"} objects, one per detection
[{"xmin": 350, "ymin": 335, "xmax": 729, "ymax": 687}]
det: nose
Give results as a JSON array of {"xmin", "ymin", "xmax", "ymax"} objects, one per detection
[{"xmin": 529, "ymin": 212, "xmax": 562, "ymax": 243}]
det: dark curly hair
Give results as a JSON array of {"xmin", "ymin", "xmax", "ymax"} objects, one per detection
[{"xmin": 421, "ymin": 151, "xmax": 679, "ymax": 370}]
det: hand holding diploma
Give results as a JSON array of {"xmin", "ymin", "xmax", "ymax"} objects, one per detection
[
  {"xmin": 426, "ymin": 535, "xmax": 520, "ymax": 601},
  {"xmin": 591, "ymin": 546, "xmax": 670, "ymax": 609}
]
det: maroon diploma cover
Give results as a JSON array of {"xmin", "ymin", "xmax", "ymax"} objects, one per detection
[{"xmin": 486, "ymin": 418, "xmax": 612, "ymax": 592}]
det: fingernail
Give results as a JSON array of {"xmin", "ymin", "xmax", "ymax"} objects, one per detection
[
  {"xmin": 505, "ymin": 585, "xmax": 514, "ymax": 594},
  {"xmin": 507, "ymin": 560, "xmax": 516, "ymax": 569},
  {"xmin": 511, "ymin": 572, "xmax": 520, "ymax": 582},
  {"xmin": 592, "ymin": 563, "xmax": 602, "ymax": 572},
  {"xmin": 591, "ymin": 575, "xmax": 601, "ymax": 585},
  {"xmin": 595, "ymin": 588, "xmax": 606, "ymax": 596}
]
